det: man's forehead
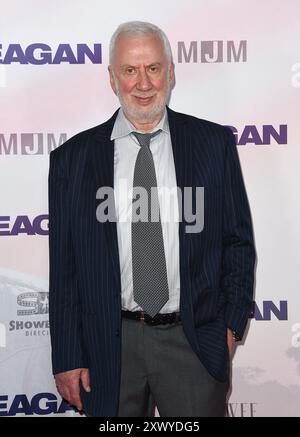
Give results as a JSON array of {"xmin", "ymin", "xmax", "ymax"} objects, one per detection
[
  {"xmin": 115, "ymin": 33, "xmax": 164, "ymax": 50},
  {"xmin": 111, "ymin": 33, "xmax": 168, "ymax": 69}
]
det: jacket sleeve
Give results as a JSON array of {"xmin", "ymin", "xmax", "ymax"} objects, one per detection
[
  {"xmin": 48, "ymin": 148, "xmax": 87, "ymax": 374},
  {"xmin": 221, "ymin": 128, "xmax": 256, "ymax": 340}
]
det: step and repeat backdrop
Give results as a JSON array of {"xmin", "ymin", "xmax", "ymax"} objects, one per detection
[{"xmin": 0, "ymin": 0, "xmax": 300, "ymax": 417}]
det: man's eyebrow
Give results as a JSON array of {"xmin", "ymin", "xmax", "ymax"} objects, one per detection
[
  {"xmin": 120, "ymin": 62, "xmax": 162, "ymax": 69},
  {"xmin": 119, "ymin": 64, "xmax": 137, "ymax": 71},
  {"xmin": 147, "ymin": 62, "xmax": 162, "ymax": 67}
]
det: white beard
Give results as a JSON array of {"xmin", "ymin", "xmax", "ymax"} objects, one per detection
[{"xmin": 115, "ymin": 78, "xmax": 172, "ymax": 123}]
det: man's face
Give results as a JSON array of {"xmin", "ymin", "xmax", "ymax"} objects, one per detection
[{"xmin": 109, "ymin": 33, "xmax": 174, "ymax": 124}]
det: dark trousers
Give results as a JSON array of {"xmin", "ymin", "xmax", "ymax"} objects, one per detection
[{"xmin": 117, "ymin": 318, "xmax": 228, "ymax": 417}]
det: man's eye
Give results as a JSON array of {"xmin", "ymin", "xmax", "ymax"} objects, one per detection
[
  {"xmin": 126, "ymin": 68, "xmax": 136, "ymax": 74},
  {"xmin": 149, "ymin": 66, "xmax": 158, "ymax": 73}
]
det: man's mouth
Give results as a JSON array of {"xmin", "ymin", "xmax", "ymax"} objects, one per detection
[{"xmin": 133, "ymin": 95, "xmax": 155, "ymax": 105}]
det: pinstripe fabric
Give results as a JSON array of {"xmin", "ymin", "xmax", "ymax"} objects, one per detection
[{"xmin": 48, "ymin": 107, "xmax": 255, "ymax": 417}]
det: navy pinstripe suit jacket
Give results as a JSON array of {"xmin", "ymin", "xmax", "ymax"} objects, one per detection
[{"xmin": 48, "ymin": 107, "xmax": 255, "ymax": 416}]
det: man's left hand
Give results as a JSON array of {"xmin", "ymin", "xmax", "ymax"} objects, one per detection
[{"xmin": 227, "ymin": 328, "xmax": 236, "ymax": 359}]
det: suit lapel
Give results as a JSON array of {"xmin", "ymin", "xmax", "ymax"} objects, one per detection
[
  {"xmin": 90, "ymin": 110, "xmax": 121, "ymax": 289},
  {"xmin": 167, "ymin": 107, "xmax": 193, "ymax": 300},
  {"xmin": 167, "ymin": 107, "xmax": 192, "ymax": 197}
]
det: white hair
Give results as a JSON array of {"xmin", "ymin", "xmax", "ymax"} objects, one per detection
[{"xmin": 109, "ymin": 21, "xmax": 173, "ymax": 67}]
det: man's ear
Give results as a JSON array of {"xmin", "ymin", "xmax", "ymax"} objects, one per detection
[
  {"xmin": 169, "ymin": 63, "xmax": 176, "ymax": 89},
  {"xmin": 108, "ymin": 66, "xmax": 118, "ymax": 95}
]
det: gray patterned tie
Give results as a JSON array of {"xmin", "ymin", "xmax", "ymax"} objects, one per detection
[{"xmin": 131, "ymin": 130, "xmax": 169, "ymax": 317}]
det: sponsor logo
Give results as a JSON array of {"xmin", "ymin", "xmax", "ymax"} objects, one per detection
[
  {"xmin": 226, "ymin": 402, "xmax": 257, "ymax": 417},
  {"xmin": 0, "ymin": 215, "xmax": 48, "ymax": 236},
  {"xmin": 0, "ymin": 393, "xmax": 74, "ymax": 416},
  {"xmin": 0, "ymin": 133, "xmax": 67, "ymax": 155},
  {"xmin": 228, "ymin": 125, "xmax": 288, "ymax": 146},
  {"xmin": 291, "ymin": 323, "xmax": 300, "ymax": 347},
  {"xmin": 8, "ymin": 292, "xmax": 49, "ymax": 338},
  {"xmin": 0, "ymin": 322, "xmax": 6, "ymax": 348},
  {"xmin": 251, "ymin": 300, "xmax": 288, "ymax": 321},
  {"xmin": 0, "ymin": 65, "xmax": 6, "ymax": 87},
  {"xmin": 0, "ymin": 43, "xmax": 102, "ymax": 65},
  {"xmin": 17, "ymin": 292, "xmax": 48, "ymax": 316},
  {"xmin": 0, "ymin": 274, "xmax": 50, "ymax": 342},
  {"xmin": 291, "ymin": 63, "xmax": 300, "ymax": 88},
  {"xmin": 178, "ymin": 40, "xmax": 247, "ymax": 63},
  {"xmin": 9, "ymin": 292, "xmax": 49, "ymax": 336},
  {"xmin": 9, "ymin": 319, "xmax": 49, "ymax": 336}
]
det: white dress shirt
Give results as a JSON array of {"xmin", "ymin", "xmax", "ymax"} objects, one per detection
[{"xmin": 111, "ymin": 108, "xmax": 180, "ymax": 313}]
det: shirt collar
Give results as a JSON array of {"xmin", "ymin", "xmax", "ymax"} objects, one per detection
[{"xmin": 110, "ymin": 107, "xmax": 169, "ymax": 141}]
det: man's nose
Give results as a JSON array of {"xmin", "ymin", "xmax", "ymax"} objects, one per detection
[{"xmin": 136, "ymin": 69, "xmax": 152, "ymax": 90}]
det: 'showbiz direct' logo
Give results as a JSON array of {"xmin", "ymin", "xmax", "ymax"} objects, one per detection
[
  {"xmin": 0, "ymin": 43, "xmax": 102, "ymax": 64},
  {"xmin": 17, "ymin": 292, "xmax": 49, "ymax": 316},
  {"xmin": 0, "ymin": 323, "xmax": 6, "ymax": 348},
  {"xmin": 9, "ymin": 293, "xmax": 49, "ymax": 336},
  {"xmin": 226, "ymin": 402, "xmax": 257, "ymax": 417}
]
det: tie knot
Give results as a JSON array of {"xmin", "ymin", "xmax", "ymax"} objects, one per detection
[{"xmin": 132, "ymin": 129, "xmax": 161, "ymax": 147}]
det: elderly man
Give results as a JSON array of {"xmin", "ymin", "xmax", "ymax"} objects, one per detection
[{"xmin": 48, "ymin": 21, "xmax": 255, "ymax": 417}]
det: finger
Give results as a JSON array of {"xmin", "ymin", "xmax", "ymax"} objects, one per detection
[
  {"xmin": 69, "ymin": 377, "xmax": 85, "ymax": 409},
  {"xmin": 81, "ymin": 369, "xmax": 91, "ymax": 392},
  {"xmin": 68, "ymin": 387, "xmax": 83, "ymax": 411},
  {"xmin": 71, "ymin": 397, "xmax": 83, "ymax": 411}
]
